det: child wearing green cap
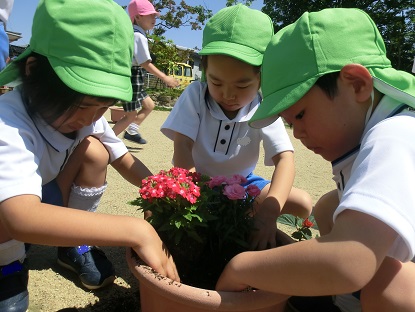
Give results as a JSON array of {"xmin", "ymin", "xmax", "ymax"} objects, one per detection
[
  {"xmin": 161, "ymin": 4, "xmax": 313, "ymax": 251},
  {"xmin": 0, "ymin": 0, "xmax": 178, "ymax": 310},
  {"xmin": 217, "ymin": 8, "xmax": 415, "ymax": 312}
]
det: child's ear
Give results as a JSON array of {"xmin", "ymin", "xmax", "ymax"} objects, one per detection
[
  {"xmin": 25, "ymin": 56, "xmax": 37, "ymax": 77},
  {"xmin": 339, "ymin": 64, "xmax": 373, "ymax": 103}
]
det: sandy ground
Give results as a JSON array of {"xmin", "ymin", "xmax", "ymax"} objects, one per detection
[{"xmin": 26, "ymin": 109, "xmax": 334, "ymax": 312}]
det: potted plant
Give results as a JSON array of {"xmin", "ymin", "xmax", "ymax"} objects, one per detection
[
  {"xmin": 126, "ymin": 167, "xmax": 287, "ymax": 311},
  {"xmin": 108, "ymin": 102, "xmax": 124, "ymax": 123}
]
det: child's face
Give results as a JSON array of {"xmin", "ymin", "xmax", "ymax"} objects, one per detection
[
  {"xmin": 279, "ymin": 84, "xmax": 367, "ymax": 162},
  {"xmin": 205, "ymin": 55, "xmax": 260, "ymax": 119},
  {"xmin": 135, "ymin": 14, "xmax": 157, "ymax": 31},
  {"xmin": 51, "ymin": 97, "xmax": 115, "ymax": 134}
]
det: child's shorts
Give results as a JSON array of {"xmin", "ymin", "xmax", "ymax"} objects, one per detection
[
  {"xmin": 242, "ymin": 173, "xmax": 270, "ymax": 192},
  {"xmin": 122, "ymin": 66, "xmax": 148, "ymax": 112},
  {"xmin": 42, "ymin": 179, "xmax": 63, "ymax": 206}
]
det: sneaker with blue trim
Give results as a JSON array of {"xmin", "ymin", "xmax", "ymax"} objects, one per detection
[
  {"xmin": 123, "ymin": 132, "xmax": 147, "ymax": 144},
  {"xmin": 0, "ymin": 260, "xmax": 29, "ymax": 312},
  {"xmin": 57, "ymin": 246, "xmax": 115, "ymax": 290}
]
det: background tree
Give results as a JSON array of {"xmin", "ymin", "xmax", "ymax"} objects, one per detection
[
  {"xmin": 148, "ymin": 0, "xmax": 260, "ymax": 72},
  {"xmin": 148, "ymin": 34, "xmax": 193, "ymax": 73},
  {"xmin": 262, "ymin": 0, "xmax": 415, "ymax": 72}
]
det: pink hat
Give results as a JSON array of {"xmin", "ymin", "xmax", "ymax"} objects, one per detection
[{"xmin": 128, "ymin": 0, "xmax": 160, "ymax": 22}]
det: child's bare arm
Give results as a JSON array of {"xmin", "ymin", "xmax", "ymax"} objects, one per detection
[
  {"xmin": 267, "ymin": 151, "xmax": 295, "ymax": 211},
  {"xmin": 111, "ymin": 152, "xmax": 152, "ymax": 187},
  {"xmin": 250, "ymin": 151, "xmax": 295, "ymax": 250},
  {"xmin": 172, "ymin": 132, "xmax": 195, "ymax": 171},
  {"xmin": 140, "ymin": 60, "xmax": 179, "ymax": 88},
  {"xmin": 217, "ymin": 209, "xmax": 397, "ymax": 294},
  {"xmin": 0, "ymin": 194, "xmax": 180, "ymax": 281}
]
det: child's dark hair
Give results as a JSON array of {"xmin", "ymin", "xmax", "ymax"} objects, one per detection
[
  {"xmin": 315, "ymin": 71, "xmax": 340, "ymax": 99},
  {"xmin": 201, "ymin": 56, "xmax": 261, "ymax": 74},
  {"xmin": 16, "ymin": 53, "xmax": 114, "ymax": 125}
]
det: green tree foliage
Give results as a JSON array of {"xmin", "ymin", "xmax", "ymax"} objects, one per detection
[
  {"xmin": 262, "ymin": 0, "xmax": 415, "ymax": 72},
  {"xmin": 151, "ymin": 1, "xmax": 212, "ymax": 44},
  {"xmin": 148, "ymin": 34, "xmax": 192, "ymax": 73},
  {"xmin": 146, "ymin": 1, "xmax": 259, "ymax": 72},
  {"xmin": 120, "ymin": 1, "xmax": 213, "ymax": 72}
]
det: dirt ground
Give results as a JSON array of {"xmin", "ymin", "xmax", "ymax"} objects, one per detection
[{"xmin": 26, "ymin": 109, "xmax": 334, "ymax": 312}]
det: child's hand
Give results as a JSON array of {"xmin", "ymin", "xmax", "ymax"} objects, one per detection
[
  {"xmin": 132, "ymin": 222, "xmax": 180, "ymax": 282},
  {"xmin": 164, "ymin": 76, "xmax": 180, "ymax": 88},
  {"xmin": 249, "ymin": 199, "xmax": 279, "ymax": 250}
]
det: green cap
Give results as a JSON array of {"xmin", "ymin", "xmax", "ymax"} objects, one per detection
[
  {"xmin": 0, "ymin": 0, "xmax": 134, "ymax": 101},
  {"xmin": 250, "ymin": 8, "xmax": 415, "ymax": 128},
  {"xmin": 199, "ymin": 4, "xmax": 274, "ymax": 66}
]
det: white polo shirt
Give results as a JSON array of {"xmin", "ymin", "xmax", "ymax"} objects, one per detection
[
  {"xmin": 132, "ymin": 25, "xmax": 151, "ymax": 66},
  {"xmin": 333, "ymin": 95, "xmax": 415, "ymax": 262},
  {"xmin": 161, "ymin": 81, "xmax": 293, "ymax": 177},
  {"xmin": 0, "ymin": 87, "xmax": 128, "ymax": 202}
]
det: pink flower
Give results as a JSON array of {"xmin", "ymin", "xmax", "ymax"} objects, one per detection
[
  {"xmin": 208, "ymin": 175, "xmax": 227, "ymax": 188},
  {"xmin": 225, "ymin": 174, "xmax": 247, "ymax": 185},
  {"xmin": 246, "ymin": 184, "xmax": 261, "ymax": 197},
  {"xmin": 223, "ymin": 184, "xmax": 246, "ymax": 200}
]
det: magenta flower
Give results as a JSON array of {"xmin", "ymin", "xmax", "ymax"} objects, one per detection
[
  {"xmin": 225, "ymin": 174, "xmax": 247, "ymax": 185},
  {"xmin": 223, "ymin": 184, "xmax": 246, "ymax": 200},
  {"xmin": 246, "ymin": 184, "xmax": 261, "ymax": 197},
  {"xmin": 208, "ymin": 175, "xmax": 227, "ymax": 188}
]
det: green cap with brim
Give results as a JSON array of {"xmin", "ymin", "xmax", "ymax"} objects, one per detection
[
  {"xmin": 199, "ymin": 4, "xmax": 274, "ymax": 66},
  {"xmin": 0, "ymin": 0, "xmax": 134, "ymax": 102},
  {"xmin": 250, "ymin": 8, "xmax": 415, "ymax": 128}
]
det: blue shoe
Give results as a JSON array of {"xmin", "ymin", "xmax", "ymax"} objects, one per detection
[
  {"xmin": 123, "ymin": 132, "xmax": 147, "ymax": 144},
  {"xmin": 57, "ymin": 246, "xmax": 115, "ymax": 290},
  {"xmin": 0, "ymin": 260, "xmax": 29, "ymax": 312}
]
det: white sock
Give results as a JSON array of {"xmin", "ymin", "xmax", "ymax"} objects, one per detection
[
  {"xmin": 126, "ymin": 123, "xmax": 139, "ymax": 135},
  {"xmin": 67, "ymin": 183, "xmax": 107, "ymax": 213},
  {"xmin": 0, "ymin": 240, "xmax": 26, "ymax": 266}
]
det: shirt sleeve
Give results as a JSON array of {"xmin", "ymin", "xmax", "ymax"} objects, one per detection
[
  {"xmin": 92, "ymin": 117, "xmax": 128, "ymax": 163},
  {"xmin": 334, "ymin": 115, "xmax": 415, "ymax": 262},
  {"xmin": 133, "ymin": 32, "xmax": 151, "ymax": 66},
  {"xmin": 261, "ymin": 118, "xmax": 294, "ymax": 166},
  {"xmin": 160, "ymin": 82, "xmax": 204, "ymax": 142}
]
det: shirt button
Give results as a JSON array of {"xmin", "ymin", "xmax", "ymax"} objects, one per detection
[
  {"xmin": 224, "ymin": 125, "xmax": 230, "ymax": 130},
  {"xmin": 220, "ymin": 139, "xmax": 226, "ymax": 144}
]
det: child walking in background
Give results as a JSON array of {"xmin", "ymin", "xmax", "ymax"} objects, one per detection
[
  {"xmin": 161, "ymin": 4, "xmax": 313, "ymax": 251},
  {"xmin": 112, "ymin": 0, "xmax": 179, "ymax": 144},
  {"xmin": 217, "ymin": 8, "xmax": 415, "ymax": 312},
  {"xmin": 0, "ymin": 1, "xmax": 178, "ymax": 311}
]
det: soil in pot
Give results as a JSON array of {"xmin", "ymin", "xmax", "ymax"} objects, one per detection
[{"xmin": 158, "ymin": 230, "xmax": 249, "ymax": 290}]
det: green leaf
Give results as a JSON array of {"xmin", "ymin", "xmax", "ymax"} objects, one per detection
[
  {"xmin": 174, "ymin": 220, "xmax": 182, "ymax": 229},
  {"xmin": 277, "ymin": 214, "xmax": 297, "ymax": 227},
  {"xmin": 291, "ymin": 231, "xmax": 303, "ymax": 240}
]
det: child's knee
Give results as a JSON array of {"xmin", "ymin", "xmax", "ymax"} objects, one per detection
[
  {"xmin": 284, "ymin": 188, "xmax": 313, "ymax": 218},
  {"xmin": 313, "ymin": 190, "xmax": 338, "ymax": 234},
  {"xmin": 299, "ymin": 190, "xmax": 313, "ymax": 216},
  {"xmin": 81, "ymin": 136, "xmax": 109, "ymax": 167},
  {"xmin": 74, "ymin": 136, "xmax": 109, "ymax": 187},
  {"xmin": 142, "ymin": 97, "xmax": 155, "ymax": 111}
]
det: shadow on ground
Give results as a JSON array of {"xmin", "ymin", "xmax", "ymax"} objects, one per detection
[{"xmin": 27, "ymin": 245, "xmax": 142, "ymax": 312}]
